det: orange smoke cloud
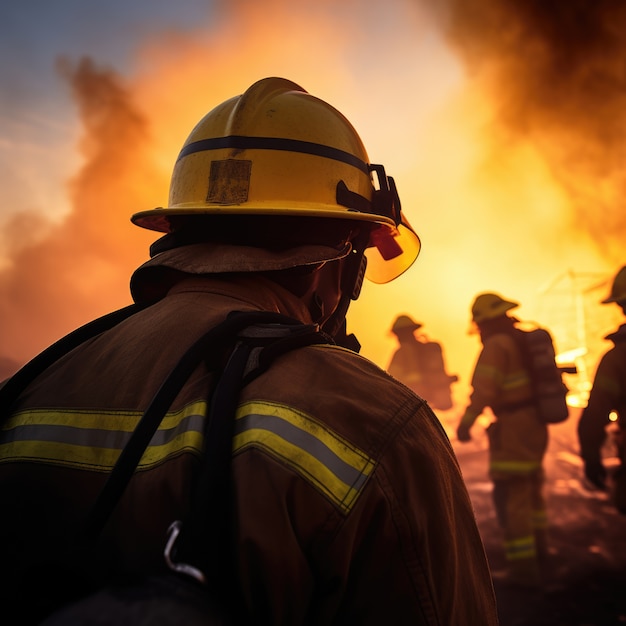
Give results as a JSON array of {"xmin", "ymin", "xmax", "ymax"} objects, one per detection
[
  {"xmin": 429, "ymin": 0, "xmax": 626, "ymax": 259},
  {"xmin": 0, "ymin": 58, "xmax": 158, "ymax": 368}
]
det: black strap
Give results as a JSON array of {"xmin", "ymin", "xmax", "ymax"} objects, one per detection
[
  {"xmin": 85, "ymin": 311, "xmax": 310, "ymax": 540},
  {"xmin": 172, "ymin": 322, "xmax": 331, "ymax": 587},
  {"xmin": 491, "ymin": 329, "xmax": 535, "ymax": 415},
  {"xmin": 83, "ymin": 310, "xmax": 317, "ymax": 542},
  {"xmin": 179, "ymin": 338, "xmax": 252, "ymax": 597}
]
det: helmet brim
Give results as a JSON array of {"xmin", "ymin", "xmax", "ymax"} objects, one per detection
[
  {"xmin": 131, "ymin": 204, "xmax": 397, "ymax": 233},
  {"xmin": 131, "ymin": 206, "xmax": 421, "ymax": 284}
]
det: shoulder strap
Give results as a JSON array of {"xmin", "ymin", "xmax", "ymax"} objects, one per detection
[
  {"xmin": 170, "ymin": 318, "xmax": 331, "ymax": 593},
  {"xmin": 84, "ymin": 311, "xmax": 331, "ymax": 543}
]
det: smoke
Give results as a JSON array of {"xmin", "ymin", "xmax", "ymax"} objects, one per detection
[
  {"xmin": 0, "ymin": 58, "xmax": 158, "ymax": 368},
  {"xmin": 426, "ymin": 0, "xmax": 626, "ymax": 261}
]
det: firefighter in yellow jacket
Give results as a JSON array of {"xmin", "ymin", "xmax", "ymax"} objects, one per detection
[
  {"xmin": 0, "ymin": 78, "xmax": 498, "ymax": 624},
  {"xmin": 456, "ymin": 292, "xmax": 549, "ymax": 588},
  {"xmin": 578, "ymin": 265, "xmax": 626, "ymax": 514}
]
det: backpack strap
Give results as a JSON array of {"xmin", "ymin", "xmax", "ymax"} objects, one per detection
[
  {"xmin": 167, "ymin": 317, "xmax": 330, "ymax": 596},
  {"xmin": 82, "ymin": 310, "xmax": 330, "ymax": 623},
  {"xmin": 83, "ymin": 311, "xmax": 331, "ymax": 545},
  {"xmin": 490, "ymin": 328, "xmax": 535, "ymax": 414}
]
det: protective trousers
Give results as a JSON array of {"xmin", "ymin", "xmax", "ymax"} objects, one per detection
[{"xmin": 492, "ymin": 471, "xmax": 547, "ymax": 586}]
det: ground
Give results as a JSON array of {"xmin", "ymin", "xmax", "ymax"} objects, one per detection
[{"xmin": 440, "ymin": 408, "xmax": 626, "ymax": 626}]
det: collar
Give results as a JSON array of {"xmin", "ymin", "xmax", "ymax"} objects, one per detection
[{"xmin": 158, "ymin": 273, "xmax": 314, "ymax": 325}]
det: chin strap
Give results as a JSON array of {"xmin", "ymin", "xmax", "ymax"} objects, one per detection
[{"xmin": 319, "ymin": 233, "xmax": 368, "ymax": 352}]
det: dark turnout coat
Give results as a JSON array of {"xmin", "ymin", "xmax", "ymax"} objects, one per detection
[{"xmin": 579, "ymin": 324, "xmax": 626, "ymax": 458}]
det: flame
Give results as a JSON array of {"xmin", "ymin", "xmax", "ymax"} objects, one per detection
[{"xmin": 0, "ymin": 58, "xmax": 158, "ymax": 366}]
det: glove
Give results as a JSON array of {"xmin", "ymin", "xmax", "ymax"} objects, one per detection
[
  {"xmin": 456, "ymin": 423, "xmax": 472, "ymax": 443},
  {"xmin": 584, "ymin": 459, "xmax": 607, "ymax": 490}
]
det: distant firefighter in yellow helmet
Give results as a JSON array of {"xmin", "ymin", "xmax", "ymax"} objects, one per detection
[
  {"xmin": 456, "ymin": 292, "xmax": 550, "ymax": 589},
  {"xmin": 388, "ymin": 314, "xmax": 458, "ymax": 410},
  {"xmin": 578, "ymin": 265, "xmax": 626, "ymax": 514}
]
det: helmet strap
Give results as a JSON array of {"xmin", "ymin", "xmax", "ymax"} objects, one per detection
[{"xmin": 319, "ymin": 232, "xmax": 368, "ymax": 342}]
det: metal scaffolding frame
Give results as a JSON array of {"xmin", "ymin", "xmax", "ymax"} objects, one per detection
[{"xmin": 535, "ymin": 269, "xmax": 621, "ymax": 407}]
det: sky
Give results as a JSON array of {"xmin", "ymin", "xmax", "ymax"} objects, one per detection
[{"xmin": 1, "ymin": 0, "xmax": 624, "ymax": 405}]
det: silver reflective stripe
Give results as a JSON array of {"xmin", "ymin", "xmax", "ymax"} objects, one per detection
[{"xmin": 233, "ymin": 400, "xmax": 375, "ymax": 514}]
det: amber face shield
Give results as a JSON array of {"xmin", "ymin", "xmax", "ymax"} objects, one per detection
[{"xmin": 335, "ymin": 163, "xmax": 420, "ymax": 283}]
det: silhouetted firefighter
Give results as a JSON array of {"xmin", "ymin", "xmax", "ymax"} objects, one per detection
[
  {"xmin": 387, "ymin": 314, "xmax": 458, "ymax": 410},
  {"xmin": 578, "ymin": 265, "xmax": 626, "ymax": 515},
  {"xmin": 456, "ymin": 292, "xmax": 568, "ymax": 589}
]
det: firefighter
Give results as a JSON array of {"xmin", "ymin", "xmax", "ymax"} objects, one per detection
[
  {"xmin": 456, "ymin": 292, "xmax": 549, "ymax": 588},
  {"xmin": 0, "ymin": 78, "xmax": 498, "ymax": 625},
  {"xmin": 388, "ymin": 314, "xmax": 458, "ymax": 410},
  {"xmin": 578, "ymin": 265, "xmax": 626, "ymax": 514}
]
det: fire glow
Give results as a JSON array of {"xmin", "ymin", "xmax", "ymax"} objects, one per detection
[{"xmin": 0, "ymin": 0, "xmax": 624, "ymax": 406}]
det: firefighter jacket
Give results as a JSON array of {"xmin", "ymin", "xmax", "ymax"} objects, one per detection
[
  {"xmin": 578, "ymin": 323, "xmax": 626, "ymax": 463},
  {"xmin": 459, "ymin": 320, "xmax": 548, "ymax": 479},
  {"xmin": 0, "ymin": 248, "xmax": 498, "ymax": 626}
]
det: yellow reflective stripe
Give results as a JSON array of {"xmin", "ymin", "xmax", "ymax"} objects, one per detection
[
  {"xmin": 490, "ymin": 460, "xmax": 542, "ymax": 474},
  {"xmin": 3, "ymin": 407, "xmax": 141, "ymax": 432},
  {"xmin": 133, "ymin": 429, "xmax": 204, "ymax": 468},
  {"xmin": 504, "ymin": 535, "xmax": 536, "ymax": 560},
  {"xmin": 0, "ymin": 401, "xmax": 207, "ymax": 471},
  {"xmin": 402, "ymin": 372, "xmax": 422, "ymax": 385},
  {"xmin": 501, "ymin": 370, "xmax": 530, "ymax": 391},
  {"xmin": 474, "ymin": 363, "xmax": 500, "ymax": 380},
  {"xmin": 233, "ymin": 401, "xmax": 375, "ymax": 514},
  {"xmin": 2, "ymin": 402, "xmax": 207, "ymax": 433},
  {"xmin": 475, "ymin": 363, "xmax": 530, "ymax": 392}
]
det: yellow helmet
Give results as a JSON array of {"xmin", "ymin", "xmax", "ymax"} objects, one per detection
[
  {"xmin": 131, "ymin": 77, "xmax": 420, "ymax": 284},
  {"xmin": 471, "ymin": 292, "xmax": 519, "ymax": 324},
  {"xmin": 391, "ymin": 314, "xmax": 422, "ymax": 334},
  {"xmin": 602, "ymin": 266, "xmax": 626, "ymax": 305}
]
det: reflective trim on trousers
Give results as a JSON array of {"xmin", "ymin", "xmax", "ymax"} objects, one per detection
[{"xmin": 504, "ymin": 535, "xmax": 537, "ymax": 561}]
